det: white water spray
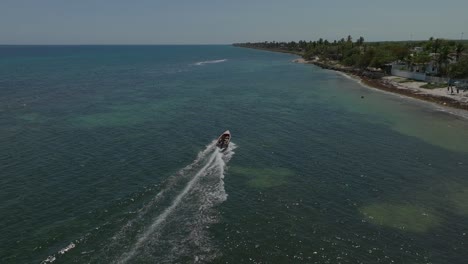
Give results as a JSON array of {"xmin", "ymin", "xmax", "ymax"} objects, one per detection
[
  {"xmin": 194, "ymin": 59, "xmax": 227, "ymax": 66},
  {"xmin": 116, "ymin": 141, "xmax": 235, "ymax": 263}
]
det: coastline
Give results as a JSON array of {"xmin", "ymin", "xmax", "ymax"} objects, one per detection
[
  {"xmin": 236, "ymin": 46, "xmax": 468, "ymax": 112},
  {"xmin": 233, "ymin": 45, "xmax": 304, "ymax": 56},
  {"xmin": 334, "ymin": 70, "xmax": 468, "ymax": 119},
  {"xmin": 303, "ymin": 59, "xmax": 468, "ymax": 111}
]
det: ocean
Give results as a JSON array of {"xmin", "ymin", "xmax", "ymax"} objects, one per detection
[{"xmin": 1, "ymin": 45, "xmax": 468, "ymax": 263}]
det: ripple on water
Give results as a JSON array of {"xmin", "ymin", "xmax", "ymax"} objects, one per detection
[
  {"xmin": 18, "ymin": 112, "xmax": 48, "ymax": 123},
  {"xmin": 69, "ymin": 100, "xmax": 187, "ymax": 128},
  {"xmin": 229, "ymin": 166, "xmax": 294, "ymax": 189},
  {"xmin": 448, "ymin": 188, "xmax": 468, "ymax": 216},
  {"xmin": 359, "ymin": 203, "xmax": 442, "ymax": 232}
]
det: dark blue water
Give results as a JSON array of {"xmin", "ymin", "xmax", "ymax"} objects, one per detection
[{"xmin": 1, "ymin": 45, "xmax": 468, "ymax": 263}]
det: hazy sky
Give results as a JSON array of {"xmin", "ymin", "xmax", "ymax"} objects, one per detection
[{"xmin": 1, "ymin": 0, "xmax": 467, "ymax": 44}]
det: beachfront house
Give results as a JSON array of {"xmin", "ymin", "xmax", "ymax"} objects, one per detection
[
  {"xmin": 412, "ymin": 60, "xmax": 438, "ymax": 75},
  {"xmin": 389, "ymin": 50, "xmax": 458, "ymax": 79},
  {"xmin": 389, "ymin": 62, "xmax": 426, "ymax": 81},
  {"xmin": 412, "ymin": 46, "xmax": 424, "ymax": 53}
]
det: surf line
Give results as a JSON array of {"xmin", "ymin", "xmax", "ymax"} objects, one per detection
[{"xmin": 117, "ymin": 149, "xmax": 222, "ymax": 264}]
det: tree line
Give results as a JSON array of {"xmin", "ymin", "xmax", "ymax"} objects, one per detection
[{"xmin": 234, "ymin": 37, "xmax": 468, "ymax": 78}]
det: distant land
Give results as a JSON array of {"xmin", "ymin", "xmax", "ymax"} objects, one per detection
[{"xmin": 234, "ymin": 37, "xmax": 468, "ymax": 111}]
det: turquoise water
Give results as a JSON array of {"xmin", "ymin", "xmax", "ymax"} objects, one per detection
[{"xmin": 1, "ymin": 45, "xmax": 468, "ymax": 263}]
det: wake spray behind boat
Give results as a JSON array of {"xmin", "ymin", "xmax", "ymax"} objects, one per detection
[{"xmin": 216, "ymin": 130, "xmax": 231, "ymax": 151}]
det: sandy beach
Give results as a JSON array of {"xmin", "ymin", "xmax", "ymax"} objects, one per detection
[
  {"xmin": 381, "ymin": 76, "xmax": 468, "ymax": 104},
  {"xmin": 292, "ymin": 58, "xmax": 307, "ymax": 64}
]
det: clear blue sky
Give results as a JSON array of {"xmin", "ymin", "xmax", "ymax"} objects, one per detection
[{"xmin": 1, "ymin": 0, "xmax": 467, "ymax": 44}]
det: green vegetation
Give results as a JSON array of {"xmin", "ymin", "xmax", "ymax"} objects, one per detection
[
  {"xmin": 449, "ymin": 56, "xmax": 468, "ymax": 78},
  {"xmin": 421, "ymin": 83, "xmax": 447, "ymax": 89},
  {"xmin": 234, "ymin": 37, "xmax": 468, "ymax": 78}
]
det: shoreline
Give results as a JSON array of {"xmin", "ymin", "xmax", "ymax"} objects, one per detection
[
  {"xmin": 306, "ymin": 60, "xmax": 468, "ymax": 111},
  {"xmin": 334, "ymin": 70, "xmax": 468, "ymax": 119},
  {"xmin": 236, "ymin": 46, "xmax": 468, "ymax": 112}
]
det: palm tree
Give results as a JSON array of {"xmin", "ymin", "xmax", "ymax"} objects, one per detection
[
  {"xmin": 455, "ymin": 43, "xmax": 465, "ymax": 61},
  {"xmin": 356, "ymin": 36, "xmax": 365, "ymax": 46},
  {"xmin": 424, "ymin": 37, "xmax": 434, "ymax": 52},
  {"xmin": 437, "ymin": 46, "xmax": 450, "ymax": 76},
  {"xmin": 433, "ymin": 38, "xmax": 442, "ymax": 53}
]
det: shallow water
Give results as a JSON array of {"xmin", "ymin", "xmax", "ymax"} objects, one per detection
[{"xmin": 1, "ymin": 45, "xmax": 468, "ymax": 263}]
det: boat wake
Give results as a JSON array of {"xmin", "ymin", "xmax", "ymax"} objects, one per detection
[
  {"xmin": 107, "ymin": 141, "xmax": 235, "ymax": 263},
  {"xmin": 194, "ymin": 59, "xmax": 227, "ymax": 66},
  {"xmin": 41, "ymin": 141, "xmax": 235, "ymax": 264}
]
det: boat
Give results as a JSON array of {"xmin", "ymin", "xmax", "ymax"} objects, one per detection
[{"xmin": 216, "ymin": 130, "xmax": 231, "ymax": 150}]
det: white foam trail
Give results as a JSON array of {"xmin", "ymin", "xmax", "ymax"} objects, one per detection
[
  {"xmin": 58, "ymin": 242, "xmax": 75, "ymax": 254},
  {"xmin": 41, "ymin": 141, "xmax": 235, "ymax": 264},
  {"xmin": 104, "ymin": 142, "xmax": 217, "ymax": 247},
  {"xmin": 117, "ymin": 145, "xmax": 230, "ymax": 264},
  {"xmin": 41, "ymin": 242, "xmax": 76, "ymax": 263},
  {"xmin": 194, "ymin": 59, "xmax": 227, "ymax": 66}
]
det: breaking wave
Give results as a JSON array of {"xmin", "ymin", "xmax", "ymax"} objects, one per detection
[{"xmin": 194, "ymin": 59, "xmax": 227, "ymax": 66}]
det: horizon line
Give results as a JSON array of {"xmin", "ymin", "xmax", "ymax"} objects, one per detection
[
  {"xmin": 2, "ymin": 38, "xmax": 466, "ymax": 46},
  {"xmin": 0, "ymin": 43, "xmax": 233, "ymax": 46}
]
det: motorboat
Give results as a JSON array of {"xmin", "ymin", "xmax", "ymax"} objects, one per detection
[{"xmin": 216, "ymin": 130, "xmax": 231, "ymax": 150}]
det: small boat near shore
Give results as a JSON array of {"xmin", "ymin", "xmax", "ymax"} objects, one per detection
[{"xmin": 216, "ymin": 130, "xmax": 231, "ymax": 150}]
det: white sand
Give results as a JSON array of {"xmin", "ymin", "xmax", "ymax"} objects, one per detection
[
  {"xmin": 382, "ymin": 76, "xmax": 468, "ymax": 104},
  {"xmin": 292, "ymin": 58, "xmax": 307, "ymax": 64}
]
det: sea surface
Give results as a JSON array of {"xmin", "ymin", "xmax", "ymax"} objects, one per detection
[{"xmin": 1, "ymin": 45, "xmax": 468, "ymax": 264}]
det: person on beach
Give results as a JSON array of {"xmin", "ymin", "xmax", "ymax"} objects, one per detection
[{"xmin": 448, "ymin": 79, "xmax": 454, "ymax": 94}]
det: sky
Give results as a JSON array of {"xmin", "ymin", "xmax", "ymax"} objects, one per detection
[{"xmin": 1, "ymin": 0, "xmax": 467, "ymax": 44}]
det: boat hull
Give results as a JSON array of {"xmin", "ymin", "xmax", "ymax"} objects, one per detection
[{"xmin": 216, "ymin": 130, "xmax": 231, "ymax": 150}]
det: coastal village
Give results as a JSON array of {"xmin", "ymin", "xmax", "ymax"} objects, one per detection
[{"xmin": 234, "ymin": 37, "xmax": 468, "ymax": 110}]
